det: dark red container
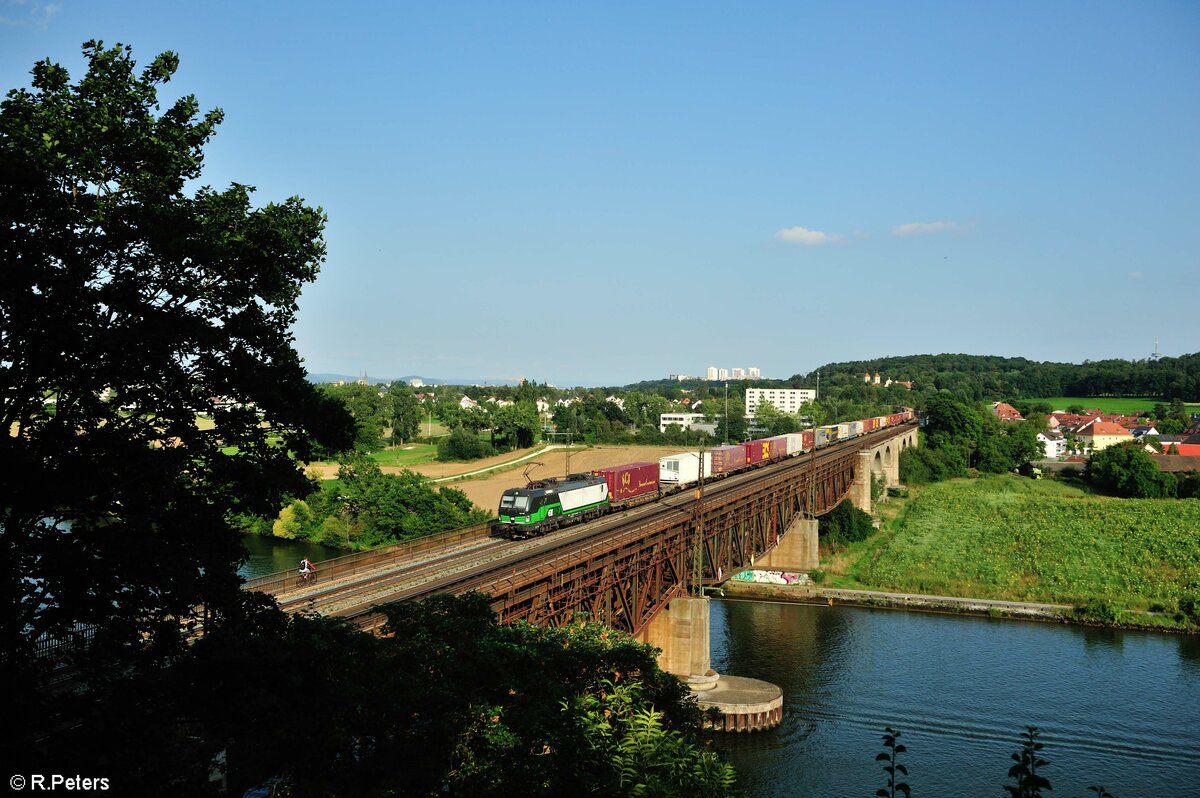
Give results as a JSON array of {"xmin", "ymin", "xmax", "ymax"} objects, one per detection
[
  {"xmin": 709, "ymin": 445, "xmax": 747, "ymax": 475},
  {"xmin": 863, "ymin": 417, "xmax": 880, "ymax": 432},
  {"xmin": 887, "ymin": 412, "xmax": 906, "ymax": 426},
  {"xmin": 593, "ymin": 462, "xmax": 659, "ymax": 504},
  {"xmin": 764, "ymin": 436, "xmax": 789, "ymax": 459},
  {"xmin": 802, "ymin": 430, "xmax": 815, "ymax": 451},
  {"xmin": 746, "ymin": 437, "xmax": 783, "ymax": 464}
]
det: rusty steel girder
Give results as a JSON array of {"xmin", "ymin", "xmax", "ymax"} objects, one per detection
[{"xmin": 482, "ymin": 446, "xmax": 861, "ymax": 636}]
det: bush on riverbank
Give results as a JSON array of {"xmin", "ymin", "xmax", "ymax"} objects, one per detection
[
  {"xmin": 851, "ymin": 475, "xmax": 1200, "ymax": 613},
  {"xmin": 239, "ymin": 458, "xmax": 491, "ymax": 549}
]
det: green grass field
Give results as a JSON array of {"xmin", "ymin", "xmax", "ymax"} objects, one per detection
[
  {"xmin": 370, "ymin": 444, "xmax": 439, "ymax": 467},
  {"xmin": 841, "ymin": 475, "xmax": 1200, "ymax": 613},
  {"xmin": 1037, "ymin": 396, "xmax": 1198, "ymax": 414}
]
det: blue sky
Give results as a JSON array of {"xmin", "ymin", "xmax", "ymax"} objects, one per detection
[{"xmin": 3, "ymin": 1, "xmax": 1198, "ymax": 386}]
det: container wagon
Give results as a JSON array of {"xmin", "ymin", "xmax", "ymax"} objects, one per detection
[
  {"xmin": 709, "ymin": 445, "xmax": 748, "ymax": 476},
  {"xmin": 593, "ymin": 462, "xmax": 659, "ymax": 506},
  {"xmin": 659, "ymin": 451, "xmax": 712, "ymax": 486}
]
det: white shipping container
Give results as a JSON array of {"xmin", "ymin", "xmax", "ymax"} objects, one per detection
[
  {"xmin": 784, "ymin": 433, "xmax": 806, "ymax": 455},
  {"xmin": 558, "ymin": 481, "xmax": 609, "ymax": 512},
  {"xmin": 658, "ymin": 451, "xmax": 713, "ymax": 486},
  {"xmin": 835, "ymin": 423, "xmax": 852, "ymax": 439},
  {"xmin": 848, "ymin": 421, "xmax": 864, "ymax": 438}
]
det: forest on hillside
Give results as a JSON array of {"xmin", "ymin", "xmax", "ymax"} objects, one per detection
[{"xmin": 786, "ymin": 352, "xmax": 1200, "ymax": 402}]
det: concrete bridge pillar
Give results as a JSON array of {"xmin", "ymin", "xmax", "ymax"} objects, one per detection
[
  {"xmin": 756, "ymin": 517, "xmax": 819, "ymax": 572},
  {"xmin": 852, "ymin": 450, "xmax": 874, "ymax": 513},
  {"xmin": 887, "ymin": 447, "xmax": 900, "ymax": 487},
  {"xmin": 639, "ymin": 595, "xmax": 714, "ymax": 685}
]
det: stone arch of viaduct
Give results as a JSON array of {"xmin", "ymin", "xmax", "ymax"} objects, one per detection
[{"xmin": 850, "ymin": 425, "xmax": 918, "ymax": 513}]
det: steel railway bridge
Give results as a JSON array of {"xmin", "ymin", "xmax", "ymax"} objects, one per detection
[{"xmin": 248, "ymin": 423, "xmax": 918, "ymax": 641}]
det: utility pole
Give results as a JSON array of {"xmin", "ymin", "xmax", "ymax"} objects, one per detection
[
  {"xmin": 690, "ymin": 445, "xmax": 706, "ymax": 596},
  {"xmin": 724, "ymin": 381, "xmax": 729, "ymax": 445}
]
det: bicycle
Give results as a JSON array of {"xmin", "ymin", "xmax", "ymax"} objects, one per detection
[{"xmin": 296, "ymin": 570, "xmax": 318, "ymax": 589}]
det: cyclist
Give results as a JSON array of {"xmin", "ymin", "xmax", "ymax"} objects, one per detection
[{"xmin": 298, "ymin": 557, "xmax": 317, "ymax": 583}]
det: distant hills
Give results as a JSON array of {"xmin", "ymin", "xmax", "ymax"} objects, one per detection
[
  {"xmin": 306, "ymin": 373, "xmax": 522, "ymax": 387},
  {"xmin": 789, "ymin": 352, "xmax": 1200, "ymax": 402}
]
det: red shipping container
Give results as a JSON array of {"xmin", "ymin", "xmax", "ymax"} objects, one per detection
[
  {"xmin": 745, "ymin": 437, "xmax": 784, "ymax": 464},
  {"xmin": 593, "ymin": 462, "xmax": 659, "ymax": 503},
  {"xmin": 709, "ymin": 445, "xmax": 747, "ymax": 475},
  {"xmin": 802, "ymin": 430, "xmax": 815, "ymax": 451},
  {"xmin": 765, "ymin": 436, "xmax": 789, "ymax": 459}
]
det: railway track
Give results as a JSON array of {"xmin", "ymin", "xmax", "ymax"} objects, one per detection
[{"xmin": 272, "ymin": 428, "xmax": 905, "ymax": 630}]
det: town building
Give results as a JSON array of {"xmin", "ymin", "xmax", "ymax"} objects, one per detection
[
  {"xmin": 992, "ymin": 402, "xmax": 1025, "ymax": 421},
  {"xmin": 1076, "ymin": 421, "xmax": 1133, "ymax": 451},
  {"xmin": 1037, "ymin": 430, "xmax": 1067, "ymax": 459},
  {"xmin": 658, "ymin": 412, "xmax": 708, "ymax": 433},
  {"xmin": 744, "ymin": 387, "xmax": 817, "ymax": 417}
]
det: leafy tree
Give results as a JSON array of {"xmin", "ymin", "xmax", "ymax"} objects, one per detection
[
  {"xmin": 387, "ymin": 381, "xmax": 422, "ymax": 443},
  {"xmin": 714, "ymin": 396, "xmax": 747, "ymax": 443},
  {"xmin": 1085, "ymin": 445, "xmax": 1176, "ymax": 498},
  {"xmin": 818, "ymin": 499, "xmax": 875, "ymax": 546},
  {"xmin": 438, "ymin": 426, "xmax": 494, "ymax": 461},
  {"xmin": 754, "ymin": 399, "xmax": 800, "ymax": 436},
  {"xmin": 0, "ymin": 41, "xmax": 353, "ymax": 673},
  {"xmin": 320, "ymin": 382, "xmax": 386, "ymax": 451},
  {"xmin": 491, "ymin": 400, "xmax": 540, "ymax": 449}
]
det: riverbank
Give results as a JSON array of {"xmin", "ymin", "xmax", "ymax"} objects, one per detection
[
  {"xmin": 718, "ymin": 579, "xmax": 1197, "ymax": 633},
  {"xmin": 811, "ymin": 473, "xmax": 1200, "ymax": 631}
]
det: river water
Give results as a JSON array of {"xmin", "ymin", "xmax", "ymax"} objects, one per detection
[
  {"xmin": 708, "ymin": 598, "xmax": 1200, "ymax": 797},
  {"xmin": 238, "ymin": 534, "xmax": 342, "ymax": 580},
  {"xmin": 240, "ymin": 536, "xmax": 1200, "ymax": 795}
]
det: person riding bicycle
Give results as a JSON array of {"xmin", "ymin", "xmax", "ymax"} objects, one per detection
[{"xmin": 299, "ymin": 558, "xmax": 317, "ymax": 579}]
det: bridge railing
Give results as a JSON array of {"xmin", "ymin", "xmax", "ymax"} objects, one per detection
[{"xmin": 243, "ymin": 519, "xmax": 496, "ymax": 596}]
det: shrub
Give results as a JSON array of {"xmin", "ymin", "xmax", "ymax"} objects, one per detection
[
  {"xmin": 1076, "ymin": 598, "xmax": 1125, "ymax": 624},
  {"xmin": 437, "ymin": 427, "xmax": 495, "ymax": 461}
]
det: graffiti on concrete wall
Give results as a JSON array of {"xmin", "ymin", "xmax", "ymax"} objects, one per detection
[{"xmin": 732, "ymin": 570, "xmax": 811, "ymax": 585}]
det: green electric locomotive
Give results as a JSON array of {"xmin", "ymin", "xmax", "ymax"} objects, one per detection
[{"xmin": 496, "ymin": 473, "xmax": 609, "ymax": 538}]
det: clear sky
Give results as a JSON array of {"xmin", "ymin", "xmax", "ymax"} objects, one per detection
[{"xmin": 4, "ymin": 1, "xmax": 1198, "ymax": 386}]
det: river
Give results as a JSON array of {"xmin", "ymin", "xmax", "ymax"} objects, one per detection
[
  {"xmin": 709, "ymin": 598, "xmax": 1200, "ymax": 797},
  {"xmin": 238, "ymin": 534, "xmax": 342, "ymax": 580}
]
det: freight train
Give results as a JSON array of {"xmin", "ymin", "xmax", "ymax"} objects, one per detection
[{"xmin": 495, "ymin": 409, "xmax": 913, "ymax": 539}]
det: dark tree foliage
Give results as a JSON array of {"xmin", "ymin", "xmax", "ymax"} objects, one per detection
[
  {"xmin": 438, "ymin": 425, "xmax": 495, "ymax": 461},
  {"xmin": 1004, "ymin": 726, "xmax": 1052, "ymax": 798},
  {"xmin": 1085, "ymin": 444, "xmax": 1178, "ymax": 498},
  {"xmin": 793, "ymin": 352, "xmax": 1200, "ymax": 402},
  {"xmin": 1, "ymin": 39, "xmax": 352, "ymax": 746},
  {"xmin": 819, "ymin": 499, "xmax": 875, "ymax": 546},
  {"xmin": 273, "ymin": 457, "xmax": 491, "ymax": 547},
  {"xmin": 177, "ymin": 594, "xmax": 731, "ymax": 797},
  {"xmin": 318, "ymin": 382, "xmax": 386, "ymax": 452}
]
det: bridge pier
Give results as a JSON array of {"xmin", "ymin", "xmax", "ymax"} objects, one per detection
[
  {"xmin": 639, "ymin": 595, "xmax": 715, "ymax": 687},
  {"xmin": 756, "ymin": 517, "xmax": 819, "ymax": 572},
  {"xmin": 852, "ymin": 450, "xmax": 874, "ymax": 513},
  {"xmin": 639, "ymin": 596, "xmax": 783, "ymax": 732}
]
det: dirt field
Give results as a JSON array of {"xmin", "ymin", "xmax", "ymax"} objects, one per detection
[
  {"xmin": 433, "ymin": 445, "xmax": 686, "ymax": 513},
  {"xmin": 307, "ymin": 444, "xmax": 691, "ymax": 515}
]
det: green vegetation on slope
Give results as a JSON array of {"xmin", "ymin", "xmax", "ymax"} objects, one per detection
[{"xmin": 853, "ymin": 475, "xmax": 1200, "ymax": 613}]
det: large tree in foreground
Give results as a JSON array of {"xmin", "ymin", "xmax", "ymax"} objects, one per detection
[{"xmin": 0, "ymin": 41, "xmax": 352, "ymax": 663}]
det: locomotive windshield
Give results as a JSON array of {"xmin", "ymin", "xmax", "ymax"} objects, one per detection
[{"xmin": 500, "ymin": 492, "xmax": 530, "ymax": 512}]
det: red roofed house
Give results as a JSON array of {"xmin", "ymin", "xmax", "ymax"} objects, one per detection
[
  {"xmin": 992, "ymin": 402, "xmax": 1025, "ymax": 421},
  {"xmin": 1077, "ymin": 422, "xmax": 1133, "ymax": 452}
]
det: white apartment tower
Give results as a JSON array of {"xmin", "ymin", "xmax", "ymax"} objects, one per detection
[
  {"xmin": 706, "ymin": 366, "xmax": 718, "ymax": 381},
  {"xmin": 745, "ymin": 387, "xmax": 817, "ymax": 417}
]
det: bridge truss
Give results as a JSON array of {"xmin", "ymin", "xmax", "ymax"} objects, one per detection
[{"xmin": 481, "ymin": 445, "xmax": 860, "ymax": 636}]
